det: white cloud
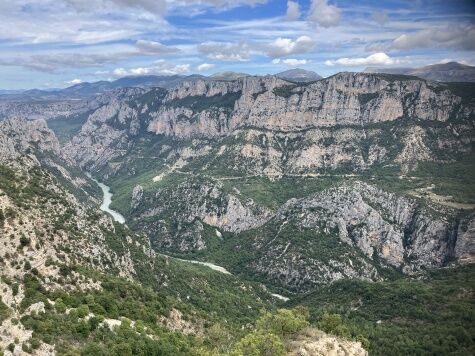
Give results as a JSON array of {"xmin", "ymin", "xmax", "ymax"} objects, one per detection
[
  {"xmin": 286, "ymin": 1, "xmax": 300, "ymax": 21},
  {"xmin": 196, "ymin": 63, "xmax": 216, "ymax": 71},
  {"xmin": 135, "ymin": 40, "xmax": 179, "ymax": 54},
  {"xmin": 198, "ymin": 41, "xmax": 250, "ymax": 61},
  {"xmin": 63, "ymin": 0, "xmax": 168, "ymax": 14},
  {"xmin": 273, "ymin": 58, "xmax": 309, "ymax": 66},
  {"xmin": 265, "ymin": 36, "xmax": 315, "ymax": 57},
  {"xmin": 325, "ymin": 52, "xmax": 402, "ymax": 66},
  {"xmin": 307, "ymin": 0, "xmax": 340, "ymax": 28},
  {"xmin": 0, "ymin": 52, "xmax": 135, "ymax": 72},
  {"xmin": 112, "ymin": 60, "xmax": 190, "ymax": 77},
  {"xmin": 390, "ymin": 25, "xmax": 475, "ymax": 51},
  {"xmin": 63, "ymin": 0, "xmax": 269, "ymax": 15},
  {"xmin": 66, "ymin": 78, "xmax": 83, "ymax": 84}
]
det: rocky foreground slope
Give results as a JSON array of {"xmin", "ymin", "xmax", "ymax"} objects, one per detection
[{"xmin": 2, "ymin": 118, "xmax": 324, "ymax": 355}]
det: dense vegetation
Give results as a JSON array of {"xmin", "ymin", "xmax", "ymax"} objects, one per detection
[
  {"xmin": 17, "ymin": 271, "xmax": 197, "ymax": 355},
  {"xmin": 288, "ymin": 265, "xmax": 475, "ymax": 355}
]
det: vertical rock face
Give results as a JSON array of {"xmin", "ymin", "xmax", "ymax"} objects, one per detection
[
  {"xmin": 455, "ymin": 218, "xmax": 475, "ymax": 263},
  {"xmin": 293, "ymin": 181, "xmax": 473, "ymax": 271},
  {"xmin": 66, "ymin": 72, "xmax": 473, "ymax": 176},
  {"xmin": 0, "ymin": 117, "xmax": 61, "ymax": 162},
  {"xmin": 131, "ymin": 184, "xmax": 144, "ymax": 209},
  {"xmin": 147, "ymin": 72, "xmax": 470, "ymax": 137},
  {"xmin": 65, "ymin": 100, "xmax": 138, "ymax": 169}
]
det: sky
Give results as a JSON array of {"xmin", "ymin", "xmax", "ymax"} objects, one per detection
[{"xmin": 0, "ymin": 0, "xmax": 474, "ymax": 89}]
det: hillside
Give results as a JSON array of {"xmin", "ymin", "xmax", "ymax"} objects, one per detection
[
  {"xmin": 1, "ymin": 118, "xmax": 355, "ymax": 355},
  {"xmin": 0, "ymin": 71, "xmax": 474, "ymax": 355}
]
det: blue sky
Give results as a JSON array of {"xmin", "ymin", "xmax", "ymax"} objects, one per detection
[{"xmin": 0, "ymin": 0, "xmax": 474, "ymax": 89}]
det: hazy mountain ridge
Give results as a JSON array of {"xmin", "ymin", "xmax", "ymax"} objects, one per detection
[
  {"xmin": 365, "ymin": 61, "xmax": 475, "ymax": 82},
  {"xmin": 276, "ymin": 68, "xmax": 322, "ymax": 82}
]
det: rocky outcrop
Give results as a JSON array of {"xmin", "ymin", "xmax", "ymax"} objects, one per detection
[
  {"xmin": 0, "ymin": 117, "xmax": 60, "ymax": 162},
  {"xmin": 64, "ymin": 101, "xmax": 137, "ymax": 169},
  {"xmin": 287, "ymin": 181, "xmax": 473, "ymax": 271},
  {"xmin": 133, "ymin": 178, "xmax": 272, "ymax": 251},
  {"xmin": 147, "ymin": 73, "xmax": 471, "ymax": 137},
  {"xmin": 287, "ymin": 328, "xmax": 368, "ymax": 356},
  {"xmin": 455, "ymin": 216, "xmax": 475, "ymax": 263},
  {"xmin": 131, "ymin": 184, "xmax": 144, "ymax": 209}
]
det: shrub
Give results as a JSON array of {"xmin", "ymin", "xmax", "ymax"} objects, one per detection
[
  {"xmin": 232, "ymin": 332, "xmax": 285, "ymax": 356},
  {"xmin": 317, "ymin": 313, "xmax": 350, "ymax": 338},
  {"xmin": 19, "ymin": 236, "xmax": 31, "ymax": 247},
  {"xmin": 256, "ymin": 307, "xmax": 309, "ymax": 337}
]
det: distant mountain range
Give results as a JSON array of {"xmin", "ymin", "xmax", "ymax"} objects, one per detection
[
  {"xmin": 2, "ymin": 62, "xmax": 474, "ymax": 101},
  {"xmin": 365, "ymin": 61, "xmax": 475, "ymax": 82},
  {"xmin": 209, "ymin": 71, "xmax": 249, "ymax": 80},
  {"xmin": 275, "ymin": 68, "xmax": 322, "ymax": 82}
]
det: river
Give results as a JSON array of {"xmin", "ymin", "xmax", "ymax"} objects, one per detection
[
  {"xmin": 91, "ymin": 176, "xmax": 289, "ymax": 301},
  {"xmin": 88, "ymin": 174, "xmax": 125, "ymax": 224}
]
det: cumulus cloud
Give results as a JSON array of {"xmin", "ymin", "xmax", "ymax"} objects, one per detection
[
  {"xmin": 66, "ymin": 78, "xmax": 83, "ymax": 85},
  {"xmin": 390, "ymin": 25, "xmax": 475, "ymax": 51},
  {"xmin": 307, "ymin": 0, "xmax": 340, "ymax": 28},
  {"xmin": 196, "ymin": 63, "xmax": 216, "ymax": 71},
  {"xmin": 265, "ymin": 36, "xmax": 315, "ymax": 57},
  {"xmin": 272, "ymin": 58, "xmax": 309, "ymax": 66},
  {"xmin": 325, "ymin": 52, "xmax": 402, "ymax": 66},
  {"xmin": 135, "ymin": 40, "xmax": 179, "ymax": 54},
  {"xmin": 112, "ymin": 60, "xmax": 190, "ymax": 77},
  {"xmin": 198, "ymin": 41, "xmax": 250, "ymax": 61},
  {"xmin": 286, "ymin": 1, "xmax": 301, "ymax": 21}
]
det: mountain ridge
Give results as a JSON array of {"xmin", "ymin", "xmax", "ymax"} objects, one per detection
[{"xmin": 365, "ymin": 61, "xmax": 475, "ymax": 82}]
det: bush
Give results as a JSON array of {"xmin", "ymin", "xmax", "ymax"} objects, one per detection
[
  {"xmin": 317, "ymin": 313, "xmax": 350, "ymax": 338},
  {"xmin": 256, "ymin": 307, "xmax": 309, "ymax": 337},
  {"xmin": 12, "ymin": 283, "xmax": 19, "ymax": 296},
  {"xmin": 232, "ymin": 332, "xmax": 285, "ymax": 356},
  {"xmin": 19, "ymin": 236, "xmax": 31, "ymax": 247},
  {"xmin": 77, "ymin": 305, "xmax": 89, "ymax": 318},
  {"xmin": 30, "ymin": 338, "xmax": 41, "ymax": 350}
]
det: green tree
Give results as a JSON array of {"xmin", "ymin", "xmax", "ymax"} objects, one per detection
[
  {"xmin": 256, "ymin": 307, "xmax": 309, "ymax": 337},
  {"xmin": 207, "ymin": 323, "xmax": 234, "ymax": 352},
  {"xmin": 232, "ymin": 332, "xmax": 285, "ymax": 356},
  {"xmin": 317, "ymin": 313, "xmax": 350, "ymax": 338},
  {"xmin": 111, "ymin": 343, "xmax": 133, "ymax": 356},
  {"xmin": 76, "ymin": 305, "xmax": 89, "ymax": 318}
]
